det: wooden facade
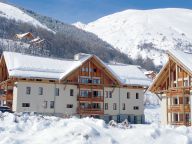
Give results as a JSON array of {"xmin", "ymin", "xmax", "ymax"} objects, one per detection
[
  {"xmin": 149, "ymin": 52, "xmax": 192, "ymax": 126},
  {"xmin": 62, "ymin": 56, "xmax": 120, "ymax": 117}
]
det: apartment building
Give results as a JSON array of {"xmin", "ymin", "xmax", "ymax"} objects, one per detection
[
  {"xmin": 149, "ymin": 49, "xmax": 192, "ymax": 126},
  {"xmin": 0, "ymin": 52, "xmax": 151, "ymax": 123}
]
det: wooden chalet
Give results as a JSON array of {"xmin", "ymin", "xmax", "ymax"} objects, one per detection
[{"xmin": 149, "ymin": 49, "xmax": 192, "ymax": 126}]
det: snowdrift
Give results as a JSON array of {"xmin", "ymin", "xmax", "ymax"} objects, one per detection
[{"xmin": 0, "ymin": 112, "xmax": 192, "ymax": 144}]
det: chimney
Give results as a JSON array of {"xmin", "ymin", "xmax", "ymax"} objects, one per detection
[{"xmin": 74, "ymin": 53, "xmax": 90, "ymax": 60}]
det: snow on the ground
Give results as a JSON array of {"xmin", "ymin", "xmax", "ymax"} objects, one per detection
[
  {"xmin": 0, "ymin": 112, "xmax": 192, "ymax": 144},
  {"xmin": 145, "ymin": 105, "xmax": 161, "ymax": 124},
  {"xmin": 0, "ymin": 2, "xmax": 53, "ymax": 32}
]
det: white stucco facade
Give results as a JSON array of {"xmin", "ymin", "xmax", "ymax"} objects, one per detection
[{"xmin": 12, "ymin": 81, "xmax": 145, "ymax": 123}]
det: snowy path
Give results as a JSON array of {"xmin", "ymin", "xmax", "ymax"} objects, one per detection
[{"xmin": 0, "ymin": 111, "xmax": 192, "ymax": 144}]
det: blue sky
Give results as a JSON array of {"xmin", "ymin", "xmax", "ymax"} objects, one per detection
[{"xmin": 8, "ymin": 0, "xmax": 192, "ymax": 24}]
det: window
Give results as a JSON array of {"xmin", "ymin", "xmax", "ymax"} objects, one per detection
[
  {"xmin": 136, "ymin": 93, "xmax": 139, "ymax": 99},
  {"xmin": 173, "ymin": 97, "xmax": 178, "ymax": 105},
  {"xmin": 109, "ymin": 91, "xmax": 112, "ymax": 98},
  {"xmin": 133, "ymin": 106, "xmax": 139, "ymax": 110},
  {"xmin": 82, "ymin": 67, "xmax": 85, "ymax": 72},
  {"xmin": 80, "ymin": 77, "xmax": 89, "ymax": 83},
  {"xmin": 43, "ymin": 101, "xmax": 47, "ymax": 108},
  {"xmin": 113, "ymin": 103, "xmax": 117, "ymax": 110},
  {"xmin": 127, "ymin": 92, "xmax": 130, "ymax": 99},
  {"xmin": 26, "ymin": 87, "xmax": 31, "ymax": 95},
  {"xmin": 93, "ymin": 91, "xmax": 101, "ymax": 97},
  {"xmin": 105, "ymin": 103, "xmax": 108, "ymax": 110},
  {"xmin": 67, "ymin": 104, "xmax": 73, "ymax": 108},
  {"xmin": 174, "ymin": 113, "xmax": 178, "ymax": 122},
  {"xmin": 85, "ymin": 67, "xmax": 89, "ymax": 72},
  {"xmin": 105, "ymin": 91, "xmax": 108, "ymax": 98},
  {"xmin": 50, "ymin": 101, "xmax": 54, "ymax": 109},
  {"xmin": 38, "ymin": 87, "xmax": 43, "ymax": 95},
  {"xmin": 70, "ymin": 89, "xmax": 74, "ymax": 96},
  {"xmin": 122, "ymin": 103, "xmax": 125, "ymax": 110},
  {"xmin": 93, "ymin": 68, "xmax": 97, "ymax": 72},
  {"xmin": 80, "ymin": 90, "xmax": 89, "ymax": 97},
  {"xmin": 93, "ymin": 79, "xmax": 100, "ymax": 84},
  {"xmin": 22, "ymin": 103, "xmax": 30, "ymax": 107},
  {"xmin": 55, "ymin": 88, "xmax": 59, "ymax": 96}
]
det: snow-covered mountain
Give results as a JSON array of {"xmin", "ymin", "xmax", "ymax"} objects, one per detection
[
  {"xmin": 74, "ymin": 8, "xmax": 192, "ymax": 65},
  {"xmin": 0, "ymin": 2, "xmax": 52, "ymax": 32}
]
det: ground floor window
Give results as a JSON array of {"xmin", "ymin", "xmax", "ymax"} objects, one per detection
[
  {"xmin": 22, "ymin": 103, "xmax": 30, "ymax": 107},
  {"xmin": 67, "ymin": 104, "xmax": 73, "ymax": 108},
  {"xmin": 50, "ymin": 101, "xmax": 55, "ymax": 109}
]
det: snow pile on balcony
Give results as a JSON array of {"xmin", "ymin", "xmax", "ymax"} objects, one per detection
[{"xmin": 0, "ymin": 112, "xmax": 191, "ymax": 144}]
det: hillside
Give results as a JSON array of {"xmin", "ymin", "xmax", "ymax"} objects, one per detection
[
  {"xmin": 0, "ymin": 2, "xmax": 135, "ymax": 66},
  {"xmin": 74, "ymin": 8, "xmax": 192, "ymax": 66}
]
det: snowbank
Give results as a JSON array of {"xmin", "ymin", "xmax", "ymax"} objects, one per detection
[{"xmin": 0, "ymin": 112, "xmax": 191, "ymax": 144}]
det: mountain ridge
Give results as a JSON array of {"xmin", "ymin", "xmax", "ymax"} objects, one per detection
[{"xmin": 74, "ymin": 8, "xmax": 192, "ymax": 66}]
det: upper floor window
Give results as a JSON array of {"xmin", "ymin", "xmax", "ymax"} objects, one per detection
[
  {"xmin": 93, "ymin": 68, "xmax": 97, "ymax": 72},
  {"xmin": 93, "ymin": 91, "xmax": 101, "ymax": 97},
  {"xmin": 80, "ymin": 77, "xmax": 89, "ymax": 84},
  {"xmin": 109, "ymin": 91, "xmax": 112, "ymax": 98},
  {"xmin": 105, "ymin": 103, "xmax": 108, "ymax": 110},
  {"xmin": 122, "ymin": 103, "xmax": 126, "ymax": 110},
  {"xmin": 26, "ymin": 87, "xmax": 31, "ymax": 95},
  {"xmin": 93, "ymin": 79, "xmax": 100, "ymax": 84},
  {"xmin": 80, "ymin": 90, "xmax": 89, "ymax": 97},
  {"xmin": 136, "ymin": 93, "xmax": 139, "ymax": 99},
  {"xmin": 70, "ymin": 89, "xmax": 74, "ymax": 96},
  {"xmin": 38, "ymin": 87, "xmax": 43, "ymax": 95},
  {"xmin": 113, "ymin": 103, "xmax": 117, "ymax": 110},
  {"xmin": 127, "ymin": 92, "xmax": 130, "ymax": 99},
  {"xmin": 55, "ymin": 88, "xmax": 59, "ymax": 96}
]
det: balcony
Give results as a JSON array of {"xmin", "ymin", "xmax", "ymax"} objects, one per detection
[
  {"xmin": 178, "ymin": 72, "xmax": 188, "ymax": 78},
  {"xmin": 171, "ymin": 121, "xmax": 191, "ymax": 126},
  {"xmin": 77, "ymin": 108, "xmax": 104, "ymax": 115},
  {"xmin": 168, "ymin": 104, "xmax": 190, "ymax": 113},
  {"xmin": 77, "ymin": 95, "xmax": 104, "ymax": 102}
]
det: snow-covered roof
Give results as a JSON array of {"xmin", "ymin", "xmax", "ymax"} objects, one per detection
[
  {"xmin": 108, "ymin": 64, "xmax": 152, "ymax": 86},
  {"xmin": 3, "ymin": 52, "xmax": 91, "ymax": 80},
  {"xmin": 15, "ymin": 32, "xmax": 33, "ymax": 39},
  {"xmin": 168, "ymin": 49, "xmax": 192, "ymax": 74},
  {"xmin": 144, "ymin": 71, "xmax": 155, "ymax": 75},
  {"xmin": 2, "ymin": 51, "xmax": 151, "ymax": 86}
]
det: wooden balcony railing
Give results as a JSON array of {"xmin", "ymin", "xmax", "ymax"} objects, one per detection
[
  {"xmin": 168, "ymin": 104, "xmax": 190, "ymax": 112},
  {"xmin": 178, "ymin": 72, "xmax": 188, "ymax": 78},
  {"xmin": 170, "ymin": 121, "xmax": 191, "ymax": 126},
  {"xmin": 77, "ymin": 108, "xmax": 104, "ymax": 115},
  {"xmin": 77, "ymin": 96, "xmax": 104, "ymax": 102}
]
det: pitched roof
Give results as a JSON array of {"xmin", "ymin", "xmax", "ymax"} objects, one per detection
[
  {"xmin": 2, "ymin": 51, "xmax": 150, "ymax": 86},
  {"xmin": 107, "ymin": 64, "xmax": 151, "ymax": 86},
  {"xmin": 168, "ymin": 49, "xmax": 192, "ymax": 74},
  {"xmin": 149, "ymin": 49, "xmax": 192, "ymax": 93},
  {"xmin": 3, "ymin": 51, "xmax": 91, "ymax": 80}
]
